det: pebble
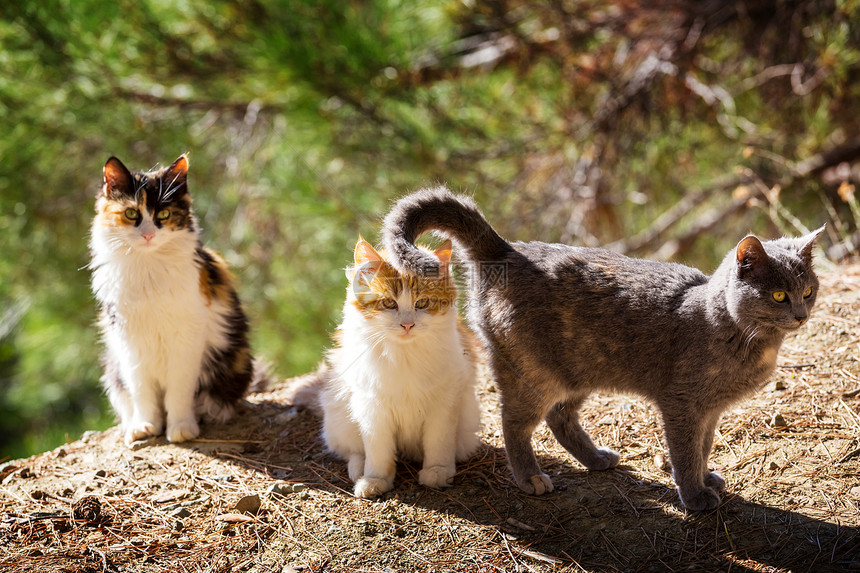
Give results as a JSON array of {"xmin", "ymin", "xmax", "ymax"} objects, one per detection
[{"xmin": 234, "ymin": 494, "xmax": 262, "ymax": 515}]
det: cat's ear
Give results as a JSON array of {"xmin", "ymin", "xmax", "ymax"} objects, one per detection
[
  {"xmin": 348, "ymin": 237, "xmax": 384, "ymax": 281},
  {"xmin": 164, "ymin": 154, "xmax": 189, "ymax": 196},
  {"xmin": 353, "ymin": 237, "xmax": 384, "ymax": 266},
  {"xmin": 434, "ymin": 239, "xmax": 453, "ymax": 274},
  {"xmin": 736, "ymin": 235, "xmax": 769, "ymax": 278},
  {"xmin": 103, "ymin": 157, "xmax": 133, "ymax": 198},
  {"xmin": 798, "ymin": 225, "xmax": 825, "ymax": 264}
]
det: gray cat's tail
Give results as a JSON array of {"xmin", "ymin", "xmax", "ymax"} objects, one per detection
[{"xmin": 382, "ymin": 186, "xmax": 511, "ymax": 275}]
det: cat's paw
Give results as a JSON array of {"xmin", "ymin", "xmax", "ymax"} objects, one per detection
[
  {"xmin": 354, "ymin": 476, "xmax": 394, "ymax": 499},
  {"xmin": 679, "ymin": 486, "xmax": 721, "ymax": 511},
  {"xmin": 418, "ymin": 465, "xmax": 456, "ymax": 489},
  {"xmin": 125, "ymin": 421, "xmax": 161, "ymax": 445},
  {"xmin": 586, "ymin": 447, "xmax": 621, "ymax": 471},
  {"xmin": 704, "ymin": 471, "xmax": 726, "ymax": 492},
  {"xmin": 166, "ymin": 419, "xmax": 200, "ymax": 443},
  {"xmin": 517, "ymin": 473, "xmax": 554, "ymax": 495}
]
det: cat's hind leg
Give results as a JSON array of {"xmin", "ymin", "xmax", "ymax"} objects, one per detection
[
  {"xmin": 546, "ymin": 396, "xmax": 620, "ymax": 471},
  {"xmin": 497, "ymin": 367, "xmax": 554, "ymax": 495},
  {"xmin": 196, "ymin": 390, "xmax": 237, "ymax": 425}
]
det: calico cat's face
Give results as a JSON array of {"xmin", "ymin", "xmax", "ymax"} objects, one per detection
[
  {"xmin": 93, "ymin": 155, "xmax": 195, "ymax": 253},
  {"xmin": 347, "ymin": 238, "xmax": 456, "ymax": 343},
  {"xmin": 729, "ymin": 229, "xmax": 822, "ymax": 332}
]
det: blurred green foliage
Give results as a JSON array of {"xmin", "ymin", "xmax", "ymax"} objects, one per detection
[{"xmin": 2, "ymin": 1, "xmax": 859, "ymax": 459}]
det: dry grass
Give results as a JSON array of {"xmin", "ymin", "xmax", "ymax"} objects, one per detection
[{"xmin": 1, "ymin": 263, "xmax": 859, "ymax": 572}]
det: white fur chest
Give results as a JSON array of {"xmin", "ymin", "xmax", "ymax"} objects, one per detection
[
  {"xmin": 333, "ymin": 308, "xmax": 473, "ymax": 439},
  {"xmin": 92, "ymin": 247, "xmax": 217, "ymax": 386}
]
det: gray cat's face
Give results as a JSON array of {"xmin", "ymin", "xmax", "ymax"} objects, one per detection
[{"xmin": 727, "ymin": 230, "xmax": 821, "ymax": 332}]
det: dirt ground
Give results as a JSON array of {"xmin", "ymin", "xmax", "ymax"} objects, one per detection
[{"xmin": 1, "ymin": 263, "xmax": 859, "ymax": 573}]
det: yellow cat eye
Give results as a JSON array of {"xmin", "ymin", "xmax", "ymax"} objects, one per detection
[
  {"xmin": 803, "ymin": 286, "xmax": 813, "ymax": 298},
  {"xmin": 381, "ymin": 298, "xmax": 398, "ymax": 310},
  {"xmin": 415, "ymin": 297, "xmax": 430, "ymax": 310},
  {"xmin": 772, "ymin": 291, "xmax": 787, "ymax": 303},
  {"xmin": 156, "ymin": 209, "xmax": 170, "ymax": 221},
  {"xmin": 124, "ymin": 208, "xmax": 139, "ymax": 220}
]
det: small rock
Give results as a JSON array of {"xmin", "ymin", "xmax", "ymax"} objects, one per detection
[
  {"xmin": 234, "ymin": 494, "xmax": 262, "ymax": 515},
  {"xmin": 769, "ymin": 413, "xmax": 788, "ymax": 428},
  {"xmin": 81, "ymin": 431, "xmax": 101, "ymax": 443},
  {"xmin": 773, "ymin": 380, "xmax": 787, "ymax": 391},
  {"xmin": 171, "ymin": 507, "xmax": 192, "ymax": 519},
  {"xmin": 94, "ymin": 469, "xmax": 107, "ymax": 478},
  {"xmin": 768, "ymin": 461, "xmax": 780, "ymax": 471},
  {"xmin": 297, "ymin": 490, "xmax": 310, "ymax": 500},
  {"xmin": 215, "ymin": 474, "xmax": 234, "ymax": 483},
  {"xmin": 174, "ymin": 520, "xmax": 185, "ymax": 532},
  {"xmin": 268, "ymin": 483, "xmax": 291, "ymax": 497},
  {"xmin": 290, "ymin": 483, "xmax": 308, "ymax": 493}
]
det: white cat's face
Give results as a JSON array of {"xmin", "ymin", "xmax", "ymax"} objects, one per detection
[
  {"xmin": 358, "ymin": 288, "xmax": 455, "ymax": 344},
  {"xmin": 345, "ymin": 238, "xmax": 457, "ymax": 345}
]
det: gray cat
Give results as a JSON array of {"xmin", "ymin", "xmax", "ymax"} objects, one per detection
[{"xmin": 382, "ymin": 187, "xmax": 822, "ymax": 511}]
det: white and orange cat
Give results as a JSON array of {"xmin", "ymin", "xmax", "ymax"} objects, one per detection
[
  {"xmin": 293, "ymin": 238, "xmax": 481, "ymax": 498},
  {"xmin": 89, "ymin": 154, "xmax": 265, "ymax": 445}
]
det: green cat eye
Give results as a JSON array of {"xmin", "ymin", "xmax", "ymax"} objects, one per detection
[
  {"xmin": 803, "ymin": 286, "xmax": 813, "ymax": 298},
  {"xmin": 415, "ymin": 297, "xmax": 430, "ymax": 310},
  {"xmin": 381, "ymin": 298, "xmax": 398, "ymax": 310},
  {"xmin": 156, "ymin": 209, "xmax": 170, "ymax": 221},
  {"xmin": 772, "ymin": 291, "xmax": 787, "ymax": 303},
  {"xmin": 124, "ymin": 208, "xmax": 139, "ymax": 220}
]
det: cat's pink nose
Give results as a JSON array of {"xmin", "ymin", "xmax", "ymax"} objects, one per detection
[
  {"xmin": 142, "ymin": 232, "xmax": 155, "ymax": 243},
  {"xmin": 400, "ymin": 321, "xmax": 414, "ymax": 334}
]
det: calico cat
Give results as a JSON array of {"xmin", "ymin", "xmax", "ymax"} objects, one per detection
[
  {"xmin": 89, "ymin": 154, "xmax": 265, "ymax": 445},
  {"xmin": 293, "ymin": 238, "xmax": 481, "ymax": 499},
  {"xmin": 383, "ymin": 187, "xmax": 821, "ymax": 511}
]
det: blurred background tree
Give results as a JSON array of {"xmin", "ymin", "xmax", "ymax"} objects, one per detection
[{"xmin": 1, "ymin": 0, "xmax": 858, "ymax": 459}]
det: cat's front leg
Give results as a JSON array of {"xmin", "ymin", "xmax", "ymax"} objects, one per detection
[
  {"xmin": 661, "ymin": 406, "xmax": 722, "ymax": 511},
  {"xmin": 418, "ymin": 401, "xmax": 459, "ymax": 489},
  {"xmin": 163, "ymin": 361, "xmax": 203, "ymax": 443},
  {"xmin": 700, "ymin": 410, "xmax": 726, "ymax": 493},
  {"xmin": 354, "ymin": 431, "xmax": 396, "ymax": 499},
  {"xmin": 124, "ymin": 378, "xmax": 164, "ymax": 445}
]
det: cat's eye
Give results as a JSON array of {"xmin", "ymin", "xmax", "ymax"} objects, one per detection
[
  {"xmin": 124, "ymin": 208, "xmax": 139, "ymax": 221},
  {"xmin": 772, "ymin": 291, "xmax": 787, "ymax": 303},
  {"xmin": 156, "ymin": 209, "xmax": 170, "ymax": 221},
  {"xmin": 381, "ymin": 298, "xmax": 398, "ymax": 310},
  {"xmin": 803, "ymin": 286, "xmax": 813, "ymax": 298},
  {"xmin": 415, "ymin": 297, "xmax": 430, "ymax": 310}
]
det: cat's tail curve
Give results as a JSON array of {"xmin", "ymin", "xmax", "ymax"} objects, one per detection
[
  {"xmin": 382, "ymin": 186, "xmax": 512, "ymax": 275},
  {"xmin": 281, "ymin": 362, "xmax": 328, "ymax": 416}
]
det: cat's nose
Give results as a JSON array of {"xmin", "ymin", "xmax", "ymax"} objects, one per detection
[
  {"xmin": 400, "ymin": 321, "xmax": 414, "ymax": 334},
  {"xmin": 142, "ymin": 232, "xmax": 155, "ymax": 242}
]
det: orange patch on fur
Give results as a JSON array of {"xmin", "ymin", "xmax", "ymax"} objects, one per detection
[{"xmin": 197, "ymin": 248, "xmax": 235, "ymax": 305}]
